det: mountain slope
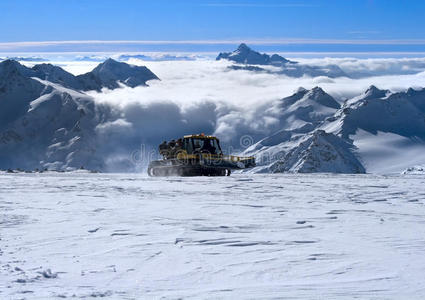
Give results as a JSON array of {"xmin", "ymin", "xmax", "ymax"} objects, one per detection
[
  {"xmin": 269, "ymin": 130, "xmax": 365, "ymax": 173},
  {"xmin": 0, "ymin": 81, "xmax": 105, "ymax": 170},
  {"xmin": 0, "ymin": 60, "xmax": 47, "ymax": 129}
]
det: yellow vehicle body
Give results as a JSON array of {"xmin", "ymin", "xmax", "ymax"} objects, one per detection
[{"xmin": 148, "ymin": 134, "xmax": 255, "ymax": 176}]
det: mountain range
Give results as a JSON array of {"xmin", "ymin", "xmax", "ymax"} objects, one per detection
[
  {"xmin": 1, "ymin": 54, "xmax": 425, "ymax": 173},
  {"xmin": 0, "ymin": 59, "xmax": 159, "ymax": 171},
  {"xmin": 243, "ymin": 85, "xmax": 425, "ymax": 174}
]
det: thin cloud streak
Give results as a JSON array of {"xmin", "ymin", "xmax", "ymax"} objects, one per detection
[
  {"xmin": 3, "ymin": 38, "xmax": 425, "ymax": 50},
  {"xmin": 202, "ymin": 3, "xmax": 318, "ymax": 8}
]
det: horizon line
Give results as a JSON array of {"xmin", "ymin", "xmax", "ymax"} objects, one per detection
[{"xmin": 2, "ymin": 38, "xmax": 425, "ymax": 49}]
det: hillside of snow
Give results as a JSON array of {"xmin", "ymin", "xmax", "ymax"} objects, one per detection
[{"xmin": 2, "ymin": 172, "xmax": 425, "ymax": 298}]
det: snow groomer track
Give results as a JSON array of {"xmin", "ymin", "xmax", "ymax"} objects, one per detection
[{"xmin": 1, "ymin": 172, "xmax": 425, "ymax": 299}]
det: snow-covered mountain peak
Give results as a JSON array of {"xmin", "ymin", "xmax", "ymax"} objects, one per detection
[
  {"xmin": 280, "ymin": 87, "xmax": 340, "ymax": 111},
  {"xmin": 295, "ymin": 87, "xmax": 308, "ymax": 93},
  {"xmin": 363, "ymin": 85, "xmax": 389, "ymax": 99},
  {"xmin": 77, "ymin": 58, "xmax": 159, "ymax": 91},
  {"xmin": 32, "ymin": 63, "xmax": 68, "ymax": 75},
  {"xmin": 217, "ymin": 43, "xmax": 292, "ymax": 65},
  {"xmin": 236, "ymin": 43, "xmax": 250, "ymax": 52},
  {"xmin": 31, "ymin": 63, "xmax": 81, "ymax": 89},
  {"xmin": 0, "ymin": 59, "xmax": 32, "ymax": 78},
  {"xmin": 306, "ymin": 86, "xmax": 341, "ymax": 109},
  {"xmin": 92, "ymin": 58, "xmax": 125, "ymax": 73}
]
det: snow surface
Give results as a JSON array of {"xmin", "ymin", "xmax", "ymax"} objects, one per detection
[
  {"xmin": 2, "ymin": 172, "xmax": 425, "ymax": 299},
  {"xmin": 353, "ymin": 130, "xmax": 425, "ymax": 174}
]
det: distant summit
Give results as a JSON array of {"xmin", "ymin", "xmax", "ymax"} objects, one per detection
[
  {"xmin": 217, "ymin": 44, "xmax": 347, "ymax": 78},
  {"xmin": 217, "ymin": 43, "xmax": 293, "ymax": 66}
]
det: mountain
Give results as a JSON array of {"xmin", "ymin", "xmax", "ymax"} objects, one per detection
[
  {"xmin": 217, "ymin": 44, "xmax": 347, "ymax": 78},
  {"xmin": 242, "ymin": 87, "xmax": 361, "ymax": 173},
  {"xmin": 217, "ymin": 43, "xmax": 293, "ymax": 65},
  {"xmin": 76, "ymin": 58, "xmax": 159, "ymax": 91}
]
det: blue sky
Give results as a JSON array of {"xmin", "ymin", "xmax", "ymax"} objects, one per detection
[{"xmin": 2, "ymin": 0, "xmax": 425, "ymax": 53}]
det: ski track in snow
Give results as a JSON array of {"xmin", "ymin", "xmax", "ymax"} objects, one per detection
[{"xmin": 1, "ymin": 173, "xmax": 425, "ymax": 299}]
